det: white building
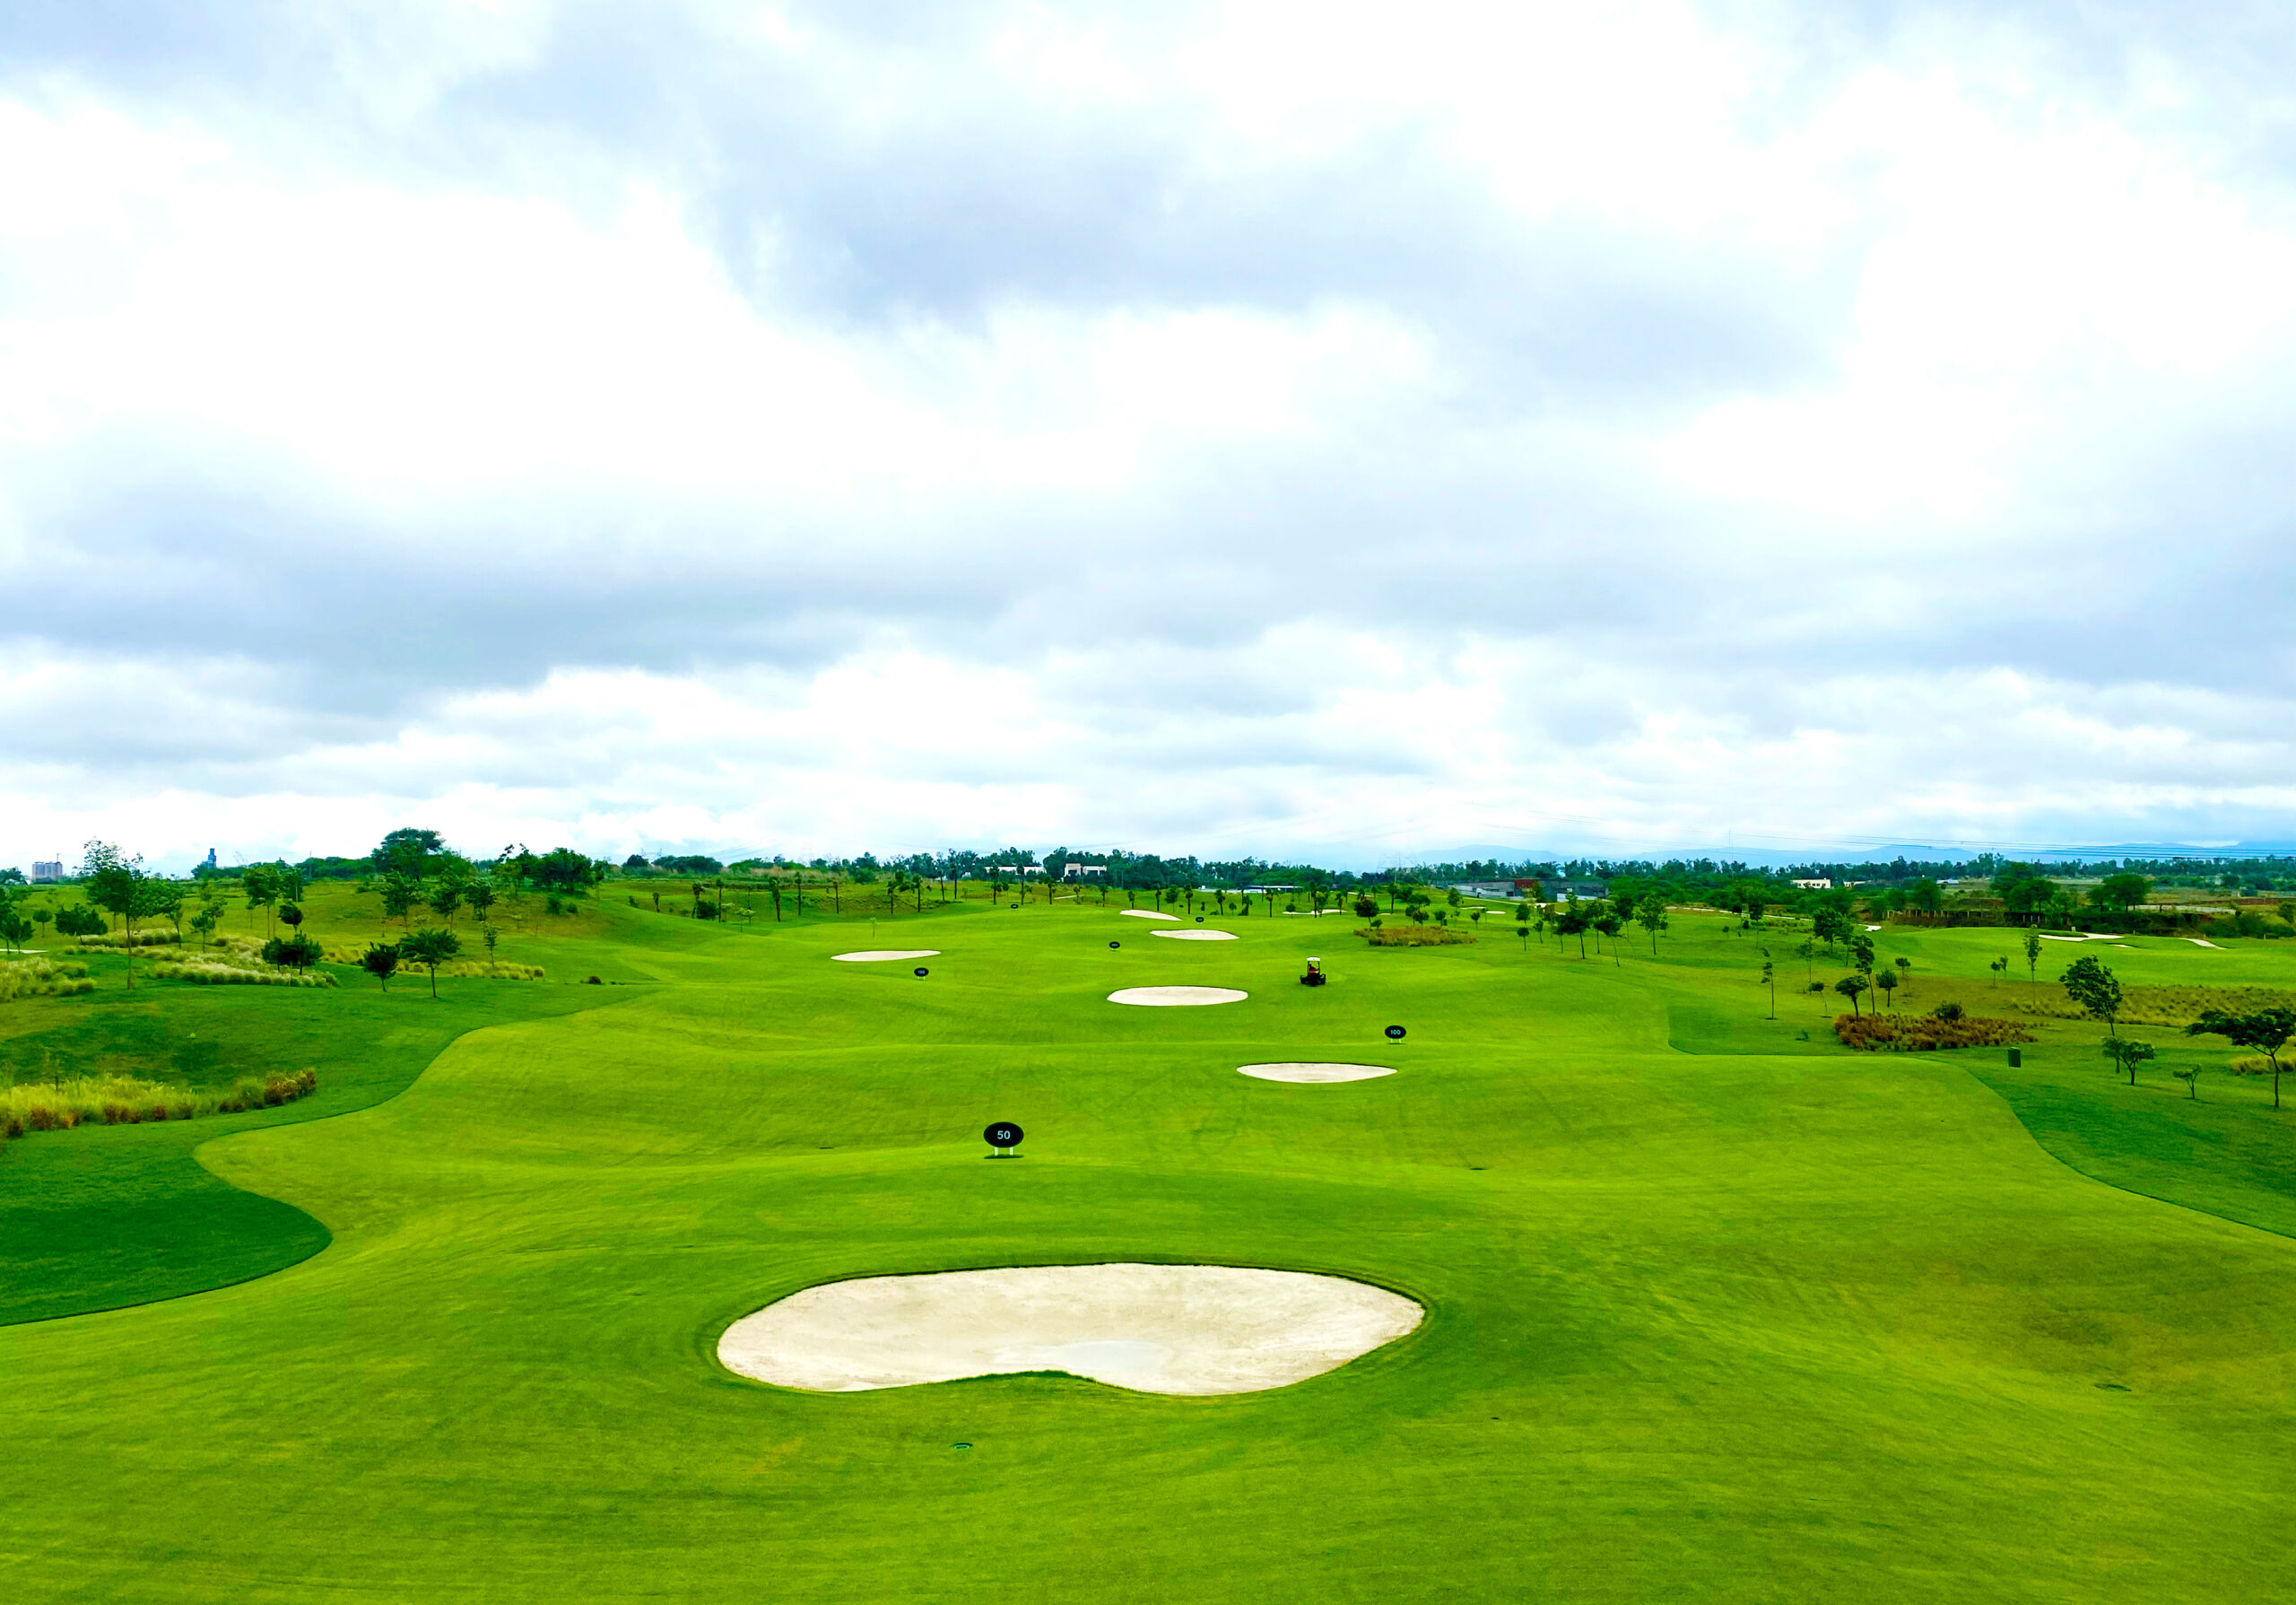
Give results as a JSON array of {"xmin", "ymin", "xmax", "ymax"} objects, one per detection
[
  {"xmin": 31, "ymin": 859, "xmax": 63, "ymax": 883},
  {"xmin": 989, "ymin": 863, "xmax": 1045, "ymax": 877},
  {"xmin": 1791, "ymin": 878, "xmax": 1833, "ymax": 890},
  {"xmin": 1062, "ymin": 863, "xmax": 1107, "ymax": 879}
]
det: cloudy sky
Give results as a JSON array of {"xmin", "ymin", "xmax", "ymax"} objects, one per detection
[{"xmin": 3, "ymin": 1, "xmax": 2291, "ymax": 872}]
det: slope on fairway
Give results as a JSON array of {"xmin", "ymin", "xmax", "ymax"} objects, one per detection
[{"xmin": 0, "ymin": 902, "xmax": 2290, "ymax": 1603}]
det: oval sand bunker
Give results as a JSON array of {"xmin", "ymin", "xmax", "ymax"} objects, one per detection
[
  {"xmin": 1119, "ymin": 909, "xmax": 1181, "ymax": 920},
  {"xmin": 1109, "ymin": 985, "xmax": 1248, "ymax": 1006},
  {"xmin": 1152, "ymin": 929, "xmax": 1239, "ymax": 941},
  {"xmin": 718, "ymin": 1263, "xmax": 1421, "ymax": 1394},
  {"xmin": 1239, "ymin": 1063, "xmax": 1396, "ymax": 1083},
  {"xmin": 831, "ymin": 949, "xmax": 941, "ymax": 962}
]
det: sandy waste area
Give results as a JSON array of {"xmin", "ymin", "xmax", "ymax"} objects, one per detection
[
  {"xmin": 1108, "ymin": 986, "xmax": 1248, "ymax": 1006},
  {"xmin": 1238, "ymin": 1063, "xmax": 1395, "ymax": 1083},
  {"xmin": 718, "ymin": 1263, "xmax": 1422, "ymax": 1394}
]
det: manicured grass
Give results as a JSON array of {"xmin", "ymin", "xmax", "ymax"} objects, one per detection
[{"xmin": 0, "ymin": 895, "xmax": 2289, "ymax": 1601}]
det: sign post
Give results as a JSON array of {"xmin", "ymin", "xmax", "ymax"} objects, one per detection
[{"xmin": 984, "ymin": 1121, "xmax": 1024, "ymax": 1158}]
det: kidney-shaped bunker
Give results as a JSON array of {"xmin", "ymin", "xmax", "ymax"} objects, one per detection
[{"xmin": 718, "ymin": 1263, "xmax": 1421, "ymax": 1395}]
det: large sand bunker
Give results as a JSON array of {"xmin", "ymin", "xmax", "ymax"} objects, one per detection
[
  {"xmin": 1152, "ymin": 929, "xmax": 1239, "ymax": 941},
  {"xmin": 717, "ymin": 1263, "xmax": 1422, "ymax": 1394},
  {"xmin": 1239, "ymin": 1063, "xmax": 1396, "ymax": 1083},
  {"xmin": 831, "ymin": 950, "xmax": 942, "ymax": 962},
  {"xmin": 1109, "ymin": 986, "xmax": 1248, "ymax": 1006},
  {"xmin": 1120, "ymin": 910, "xmax": 1181, "ymax": 921}
]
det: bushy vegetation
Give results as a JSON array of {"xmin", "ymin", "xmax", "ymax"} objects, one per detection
[
  {"xmin": 151, "ymin": 958, "xmax": 338, "ymax": 988},
  {"xmin": 1, "ymin": 1068, "xmax": 317, "ymax": 1141},
  {"xmin": 2012, "ymin": 982, "xmax": 2296, "ymax": 1027},
  {"xmin": 0, "ymin": 958, "xmax": 96, "ymax": 1002},
  {"xmin": 1834, "ymin": 1011, "xmax": 2034, "ymax": 1051},
  {"xmin": 1353, "ymin": 923, "xmax": 1476, "ymax": 946},
  {"xmin": 74, "ymin": 928, "xmax": 180, "ymax": 948},
  {"xmin": 322, "ymin": 945, "xmax": 544, "ymax": 980}
]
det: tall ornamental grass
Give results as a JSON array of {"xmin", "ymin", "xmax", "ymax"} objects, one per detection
[
  {"xmin": 1, "ymin": 1069, "xmax": 318, "ymax": 1141},
  {"xmin": 0, "ymin": 959, "xmax": 97, "ymax": 1003}
]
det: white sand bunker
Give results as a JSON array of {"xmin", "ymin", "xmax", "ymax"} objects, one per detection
[
  {"xmin": 2185, "ymin": 938, "xmax": 2224, "ymax": 948},
  {"xmin": 831, "ymin": 949, "xmax": 941, "ymax": 962},
  {"xmin": 1109, "ymin": 986, "xmax": 1248, "ymax": 1006},
  {"xmin": 1120, "ymin": 910, "xmax": 1181, "ymax": 920},
  {"xmin": 1239, "ymin": 1063, "xmax": 1396, "ymax": 1083},
  {"xmin": 718, "ymin": 1263, "xmax": 1422, "ymax": 1394},
  {"xmin": 1152, "ymin": 929, "xmax": 1239, "ymax": 941}
]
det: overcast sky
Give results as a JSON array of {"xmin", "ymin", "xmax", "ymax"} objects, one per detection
[{"xmin": 3, "ymin": 1, "xmax": 2291, "ymax": 871}]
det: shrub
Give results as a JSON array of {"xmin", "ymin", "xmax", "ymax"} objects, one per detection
[
  {"xmin": 1931, "ymin": 1001, "xmax": 1966, "ymax": 1021},
  {"xmin": 261, "ymin": 933, "xmax": 325, "ymax": 969},
  {"xmin": 1835, "ymin": 1014, "xmax": 2034, "ymax": 1051},
  {"xmin": 1354, "ymin": 925, "xmax": 1476, "ymax": 946}
]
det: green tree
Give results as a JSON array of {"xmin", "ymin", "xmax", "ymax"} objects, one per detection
[
  {"xmin": 377, "ymin": 873, "xmax": 424, "ymax": 929},
  {"xmin": 1594, "ymin": 912, "xmax": 1623, "ymax": 963},
  {"xmin": 2091, "ymin": 873, "xmax": 2153, "ymax": 927},
  {"xmin": 1761, "ymin": 956, "xmax": 1776, "ymax": 1018},
  {"xmin": 1833, "ymin": 974, "xmax": 1868, "ymax": 1016},
  {"xmin": 2185, "ymin": 1007, "xmax": 2295, "ymax": 1110},
  {"xmin": 82, "ymin": 841, "xmax": 171, "ymax": 990},
  {"xmin": 1556, "ymin": 904, "xmax": 1592, "ymax": 958},
  {"xmin": 465, "ymin": 880, "xmax": 496, "ymax": 923},
  {"xmin": 1637, "ymin": 894, "xmax": 1668, "ymax": 955},
  {"xmin": 1874, "ymin": 969, "xmax": 1899, "ymax": 1010},
  {"xmin": 361, "ymin": 943, "xmax": 401, "ymax": 991},
  {"xmin": 1796, "ymin": 938, "xmax": 1816, "ymax": 981},
  {"xmin": 2099, "ymin": 1036, "xmax": 2154, "ymax": 1086},
  {"xmin": 1992, "ymin": 865, "xmax": 2057, "ymax": 925},
  {"xmin": 2059, "ymin": 955, "xmax": 2123, "ymax": 1031},
  {"xmin": 241, "ymin": 864, "xmax": 281, "ymax": 933},
  {"xmin": 262, "ymin": 933, "xmax": 323, "ymax": 970},
  {"xmin": 2023, "ymin": 929, "xmax": 2042, "ymax": 990},
  {"xmin": 1892, "ymin": 956, "xmax": 1911, "ymax": 996},
  {"xmin": 398, "ymin": 928, "xmax": 462, "ymax": 999},
  {"xmin": 1902, "ymin": 878, "xmax": 1944, "ymax": 923},
  {"xmin": 375, "ymin": 828, "xmax": 444, "ymax": 880},
  {"xmin": 429, "ymin": 880, "xmax": 464, "ymax": 925}
]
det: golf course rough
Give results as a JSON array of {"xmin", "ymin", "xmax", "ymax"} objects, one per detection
[
  {"xmin": 716, "ymin": 1262, "xmax": 1423, "ymax": 1394},
  {"xmin": 3, "ymin": 881, "xmax": 2294, "ymax": 1602}
]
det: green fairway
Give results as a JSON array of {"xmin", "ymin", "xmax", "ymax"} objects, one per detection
[{"xmin": 3, "ymin": 896, "xmax": 2292, "ymax": 1601}]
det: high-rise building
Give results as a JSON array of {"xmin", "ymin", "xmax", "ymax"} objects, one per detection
[{"xmin": 30, "ymin": 859, "xmax": 64, "ymax": 882}]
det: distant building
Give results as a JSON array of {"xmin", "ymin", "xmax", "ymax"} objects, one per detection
[
  {"xmin": 989, "ymin": 864, "xmax": 1045, "ymax": 878},
  {"xmin": 1548, "ymin": 881, "xmax": 1609, "ymax": 902},
  {"xmin": 31, "ymin": 859, "xmax": 63, "ymax": 883},
  {"xmin": 1449, "ymin": 881, "xmax": 1520, "ymax": 899},
  {"xmin": 204, "ymin": 849, "xmax": 219, "ymax": 869},
  {"xmin": 1061, "ymin": 863, "xmax": 1107, "ymax": 879},
  {"xmin": 1791, "ymin": 878, "xmax": 1832, "ymax": 890}
]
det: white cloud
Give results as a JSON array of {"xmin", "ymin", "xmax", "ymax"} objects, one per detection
[{"xmin": 0, "ymin": 0, "xmax": 2290, "ymax": 869}]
